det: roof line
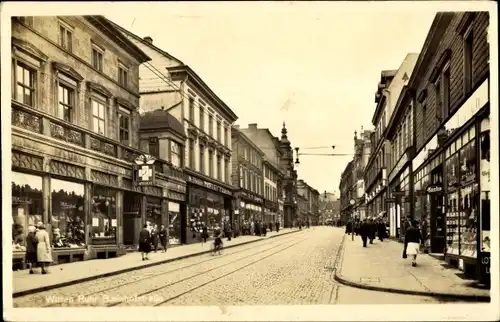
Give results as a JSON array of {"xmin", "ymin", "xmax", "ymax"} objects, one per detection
[
  {"xmin": 169, "ymin": 64, "xmax": 238, "ymax": 122},
  {"xmin": 87, "ymin": 16, "xmax": 151, "ymax": 63},
  {"xmin": 106, "ymin": 18, "xmax": 184, "ymax": 65}
]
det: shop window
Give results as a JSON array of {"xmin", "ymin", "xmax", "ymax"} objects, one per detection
[
  {"xmin": 51, "ymin": 179, "xmax": 85, "ymax": 248},
  {"xmin": 479, "ymin": 123, "xmax": 490, "ymax": 252},
  {"xmin": 459, "ymin": 138, "xmax": 477, "ymax": 184},
  {"xmin": 12, "ymin": 172, "xmax": 43, "ymax": 251},
  {"xmin": 446, "ymin": 191, "xmax": 460, "ymax": 255},
  {"xmin": 91, "ymin": 186, "xmax": 117, "ymax": 241},
  {"xmin": 168, "ymin": 202, "xmax": 181, "ymax": 245},
  {"xmin": 146, "ymin": 200, "xmax": 161, "ymax": 229},
  {"xmin": 459, "ymin": 185, "xmax": 478, "ymax": 257},
  {"xmin": 446, "ymin": 152, "xmax": 459, "ymax": 187}
]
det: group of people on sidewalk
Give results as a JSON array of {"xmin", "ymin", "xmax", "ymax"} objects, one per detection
[
  {"xmin": 346, "ymin": 217, "xmax": 425, "ymax": 267},
  {"xmin": 138, "ymin": 224, "xmax": 168, "ymax": 261},
  {"xmin": 23, "ymin": 222, "xmax": 53, "ymax": 274},
  {"xmin": 346, "ymin": 217, "xmax": 387, "ymax": 247},
  {"xmin": 240, "ymin": 220, "xmax": 281, "ymax": 236}
]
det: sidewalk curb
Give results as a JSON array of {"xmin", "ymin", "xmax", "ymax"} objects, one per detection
[
  {"xmin": 332, "ymin": 235, "xmax": 490, "ymax": 303},
  {"xmin": 13, "ymin": 229, "xmax": 301, "ymax": 298}
]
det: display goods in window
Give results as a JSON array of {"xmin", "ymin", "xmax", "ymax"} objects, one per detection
[
  {"xmin": 459, "ymin": 185, "xmax": 478, "ymax": 258},
  {"xmin": 460, "ymin": 141, "xmax": 477, "ymax": 184},
  {"xmin": 91, "ymin": 187, "xmax": 117, "ymax": 240},
  {"xmin": 446, "ymin": 153, "xmax": 459, "ymax": 187},
  {"xmin": 446, "ymin": 191, "xmax": 459, "ymax": 255},
  {"xmin": 12, "ymin": 172, "xmax": 43, "ymax": 251},
  {"xmin": 51, "ymin": 179, "xmax": 86, "ymax": 248}
]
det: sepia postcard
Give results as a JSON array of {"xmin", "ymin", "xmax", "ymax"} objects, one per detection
[{"xmin": 1, "ymin": 1, "xmax": 498, "ymax": 321}]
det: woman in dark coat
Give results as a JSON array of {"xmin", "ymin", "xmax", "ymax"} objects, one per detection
[
  {"xmin": 254, "ymin": 221, "xmax": 261, "ymax": 236},
  {"xmin": 25, "ymin": 225, "xmax": 38, "ymax": 274},
  {"xmin": 138, "ymin": 224, "xmax": 151, "ymax": 260},
  {"xmin": 377, "ymin": 220, "xmax": 387, "ymax": 241}
]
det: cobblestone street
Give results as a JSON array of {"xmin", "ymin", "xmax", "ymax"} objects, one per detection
[{"xmin": 13, "ymin": 227, "xmax": 449, "ymax": 307}]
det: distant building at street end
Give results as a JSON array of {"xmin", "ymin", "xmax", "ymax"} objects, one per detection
[
  {"xmin": 297, "ymin": 179, "xmax": 320, "ymax": 225},
  {"xmin": 319, "ymin": 192, "xmax": 341, "ymax": 225}
]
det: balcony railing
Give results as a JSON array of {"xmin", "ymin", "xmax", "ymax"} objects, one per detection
[{"xmin": 11, "ymin": 101, "xmax": 186, "ymax": 181}]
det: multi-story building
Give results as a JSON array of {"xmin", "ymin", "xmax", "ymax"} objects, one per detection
[
  {"xmin": 296, "ymin": 193, "xmax": 308, "ymax": 225},
  {"xmin": 297, "ymin": 179, "xmax": 320, "ymax": 225},
  {"xmin": 10, "ymin": 16, "xmax": 153, "ymax": 267},
  {"xmin": 320, "ymin": 192, "xmax": 341, "ymax": 225},
  {"xmin": 297, "ymin": 180, "xmax": 310, "ymax": 223},
  {"xmin": 339, "ymin": 160, "xmax": 355, "ymax": 224},
  {"xmin": 138, "ymin": 108, "xmax": 187, "ymax": 246},
  {"xmin": 364, "ymin": 54, "xmax": 418, "ymax": 234},
  {"xmin": 112, "ymin": 25, "xmax": 238, "ymax": 243},
  {"xmin": 351, "ymin": 128, "xmax": 373, "ymax": 220},
  {"xmin": 310, "ymin": 188, "xmax": 320, "ymax": 225},
  {"xmin": 231, "ymin": 126, "xmax": 265, "ymax": 224},
  {"xmin": 238, "ymin": 124, "xmax": 285, "ymax": 226},
  {"xmin": 392, "ymin": 12, "xmax": 490, "ymax": 284},
  {"xmin": 278, "ymin": 123, "xmax": 298, "ymax": 228}
]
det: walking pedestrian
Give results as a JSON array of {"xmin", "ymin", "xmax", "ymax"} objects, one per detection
[
  {"xmin": 159, "ymin": 224, "xmax": 167, "ymax": 252},
  {"xmin": 367, "ymin": 218, "xmax": 376, "ymax": 244},
  {"xmin": 377, "ymin": 219, "xmax": 387, "ymax": 242},
  {"xmin": 201, "ymin": 224, "xmax": 209, "ymax": 244},
  {"xmin": 151, "ymin": 224, "xmax": 159, "ymax": 252},
  {"xmin": 250, "ymin": 221, "xmax": 255, "ymax": 235},
  {"xmin": 262, "ymin": 222, "xmax": 267, "ymax": 236},
  {"xmin": 359, "ymin": 219, "xmax": 370, "ymax": 248},
  {"xmin": 35, "ymin": 222, "xmax": 52, "ymax": 274},
  {"xmin": 25, "ymin": 225, "xmax": 38, "ymax": 274},
  {"xmin": 403, "ymin": 220, "xmax": 424, "ymax": 267},
  {"xmin": 275, "ymin": 221, "xmax": 280, "ymax": 233},
  {"xmin": 226, "ymin": 222, "xmax": 232, "ymax": 241},
  {"xmin": 139, "ymin": 224, "xmax": 151, "ymax": 260}
]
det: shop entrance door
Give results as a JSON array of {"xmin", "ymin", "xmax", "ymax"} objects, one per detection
[
  {"xmin": 123, "ymin": 192, "xmax": 141, "ymax": 246},
  {"xmin": 430, "ymin": 168, "xmax": 445, "ymax": 253}
]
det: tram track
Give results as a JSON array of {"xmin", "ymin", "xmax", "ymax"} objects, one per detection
[
  {"xmin": 25, "ymin": 233, "xmax": 304, "ymax": 308},
  {"xmin": 109, "ymin": 237, "xmax": 307, "ymax": 307}
]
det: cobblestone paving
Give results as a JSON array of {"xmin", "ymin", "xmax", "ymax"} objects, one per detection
[
  {"xmin": 160, "ymin": 227, "xmax": 343, "ymax": 306},
  {"xmin": 14, "ymin": 227, "xmax": 452, "ymax": 307},
  {"xmin": 13, "ymin": 233, "xmax": 303, "ymax": 308}
]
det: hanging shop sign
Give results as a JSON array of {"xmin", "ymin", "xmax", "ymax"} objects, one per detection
[
  {"xmin": 187, "ymin": 175, "xmax": 232, "ymax": 195},
  {"xmin": 134, "ymin": 154, "xmax": 156, "ymax": 186},
  {"xmin": 426, "ymin": 184, "xmax": 443, "ymax": 194}
]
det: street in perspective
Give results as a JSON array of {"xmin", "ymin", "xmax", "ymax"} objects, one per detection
[{"xmin": 4, "ymin": 2, "xmax": 495, "ymax": 315}]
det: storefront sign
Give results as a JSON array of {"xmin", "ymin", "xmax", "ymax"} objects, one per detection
[
  {"xmin": 187, "ymin": 175, "xmax": 232, "ymax": 195},
  {"xmin": 167, "ymin": 191, "xmax": 185, "ymax": 202},
  {"xmin": 167, "ymin": 182, "xmax": 186, "ymax": 193},
  {"xmin": 241, "ymin": 191, "xmax": 263, "ymax": 204},
  {"xmin": 480, "ymin": 161, "xmax": 490, "ymax": 191},
  {"xmin": 426, "ymin": 184, "xmax": 443, "ymax": 194}
]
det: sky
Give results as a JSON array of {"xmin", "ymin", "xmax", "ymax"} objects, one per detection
[{"xmin": 106, "ymin": 3, "xmax": 437, "ymax": 195}]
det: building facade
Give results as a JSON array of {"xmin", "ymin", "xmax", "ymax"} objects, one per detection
[
  {"xmin": 407, "ymin": 12, "xmax": 490, "ymax": 284},
  {"xmin": 278, "ymin": 123, "xmax": 298, "ymax": 228},
  {"xmin": 351, "ymin": 129, "xmax": 373, "ymax": 221},
  {"xmin": 239, "ymin": 124, "xmax": 285, "ymax": 226},
  {"xmin": 231, "ymin": 126, "xmax": 265, "ymax": 224},
  {"xmin": 112, "ymin": 26, "xmax": 238, "ymax": 243},
  {"xmin": 320, "ymin": 192, "xmax": 341, "ymax": 225},
  {"xmin": 11, "ymin": 15, "xmax": 152, "ymax": 267},
  {"xmin": 138, "ymin": 108, "xmax": 187, "ymax": 246},
  {"xmin": 297, "ymin": 180, "xmax": 320, "ymax": 225},
  {"xmin": 339, "ymin": 161, "xmax": 355, "ymax": 224},
  {"xmin": 364, "ymin": 54, "xmax": 418, "ymax": 236}
]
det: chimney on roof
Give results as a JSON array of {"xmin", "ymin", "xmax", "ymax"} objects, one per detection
[
  {"xmin": 248, "ymin": 123, "xmax": 258, "ymax": 130},
  {"xmin": 143, "ymin": 36, "xmax": 153, "ymax": 44}
]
